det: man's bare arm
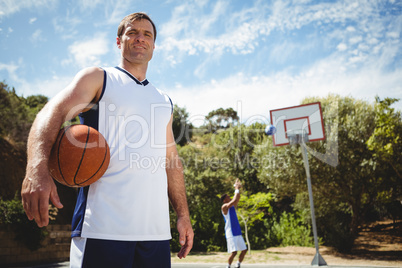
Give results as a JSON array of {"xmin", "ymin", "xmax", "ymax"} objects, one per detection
[
  {"xmin": 165, "ymin": 115, "xmax": 194, "ymax": 259},
  {"xmin": 21, "ymin": 67, "xmax": 104, "ymax": 227},
  {"xmin": 221, "ymin": 178, "xmax": 242, "ymax": 215}
]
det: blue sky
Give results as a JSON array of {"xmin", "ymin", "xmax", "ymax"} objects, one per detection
[{"xmin": 1, "ymin": 0, "xmax": 401, "ymax": 126}]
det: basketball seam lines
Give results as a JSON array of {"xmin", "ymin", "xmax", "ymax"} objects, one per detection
[
  {"xmin": 74, "ymin": 126, "xmax": 90, "ymax": 185},
  {"xmin": 77, "ymin": 141, "xmax": 109, "ymax": 186},
  {"xmin": 75, "ymin": 128, "xmax": 109, "ymax": 186},
  {"xmin": 57, "ymin": 125, "xmax": 73, "ymax": 186}
]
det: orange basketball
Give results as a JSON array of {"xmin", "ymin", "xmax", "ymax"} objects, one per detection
[{"xmin": 48, "ymin": 124, "xmax": 110, "ymax": 187}]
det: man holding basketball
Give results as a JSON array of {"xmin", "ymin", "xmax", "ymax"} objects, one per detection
[
  {"xmin": 21, "ymin": 12, "xmax": 193, "ymax": 267},
  {"xmin": 221, "ymin": 178, "xmax": 247, "ymax": 268}
]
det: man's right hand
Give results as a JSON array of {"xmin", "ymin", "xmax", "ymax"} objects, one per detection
[
  {"xmin": 21, "ymin": 170, "xmax": 63, "ymax": 227},
  {"xmin": 234, "ymin": 178, "xmax": 242, "ymax": 189}
]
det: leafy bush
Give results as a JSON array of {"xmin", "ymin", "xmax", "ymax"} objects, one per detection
[
  {"xmin": 272, "ymin": 211, "xmax": 314, "ymax": 247},
  {"xmin": 0, "ymin": 195, "xmax": 48, "ymax": 250}
]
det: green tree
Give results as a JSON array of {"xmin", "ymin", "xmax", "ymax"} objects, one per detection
[
  {"xmin": 0, "ymin": 82, "xmax": 15, "ymax": 137},
  {"xmin": 170, "ymin": 144, "xmax": 228, "ymax": 251},
  {"xmin": 366, "ymin": 97, "xmax": 402, "ymax": 223},
  {"xmin": 172, "ymin": 104, "xmax": 193, "ymax": 146},
  {"xmin": 211, "ymin": 123, "xmax": 269, "ymax": 193},
  {"xmin": 205, "ymin": 107, "xmax": 239, "ymax": 132},
  {"xmin": 237, "ymin": 192, "xmax": 273, "ymax": 254},
  {"xmin": 0, "ymin": 81, "xmax": 48, "ymax": 146},
  {"xmin": 367, "ymin": 97, "xmax": 401, "ymax": 179},
  {"xmin": 26, "ymin": 95, "xmax": 48, "ymax": 118}
]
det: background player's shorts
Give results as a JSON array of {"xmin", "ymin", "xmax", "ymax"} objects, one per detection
[
  {"xmin": 226, "ymin": 235, "xmax": 247, "ymax": 253},
  {"xmin": 70, "ymin": 237, "xmax": 171, "ymax": 268}
]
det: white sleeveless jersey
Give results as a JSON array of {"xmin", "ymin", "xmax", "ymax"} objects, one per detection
[
  {"xmin": 71, "ymin": 66, "xmax": 173, "ymax": 241},
  {"xmin": 222, "ymin": 206, "xmax": 242, "ymax": 238}
]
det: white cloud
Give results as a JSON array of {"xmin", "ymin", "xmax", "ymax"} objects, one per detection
[
  {"xmin": 387, "ymin": 31, "xmax": 400, "ymax": 39},
  {"xmin": 52, "ymin": 13, "xmax": 81, "ymax": 40},
  {"xmin": 30, "ymin": 29, "xmax": 46, "ymax": 44},
  {"xmin": 337, "ymin": 43, "xmax": 347, "ymax": 51},
  {"xmin": 78, "ymin": 0, "xmax": 104, "ymax": 10},
  {"xmin": 349, "ymin": 36, "xmax": 363, "ymax": 45},
  {"xmin": 158, "ymin": 0, "xmax": 390, "ymax": 68},
  {"xmin": 0, "ymin": 0, "xmax": 56, "ymax": 19},
  {"xmin": 169, "ymin": 54, "xmax": 402, "ymax": 126},
  {"xmin": 159, "ymin": 0, "xmax": 260, "ymax": 56},
  {"xmin": 74, "ymin": 0, "xmax": 128, "ymax": 25},
  {"xmin": 0, "ymin": 59, "xmax": 68, "ymax": 99},
  {"xmin": 17, "ymin": 75, "xmax": 74, "ymax": 98},
  {"xmin": 104, "ymin": 0, "xmax": 130, "ymax": 25},
  {"xmin": 67, "ymin": 33, "xmax": 109, "ymax": 68},
  {"xmin": 29, "ymin": 17, "xmax": 37, "ymax": 24},
  {"xmin": 0, "ymin": 62, "xmax": 19, "ymax": 81}
]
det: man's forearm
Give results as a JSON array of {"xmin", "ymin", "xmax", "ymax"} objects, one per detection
[
  {"xmin": 165, "ymin": 144, "xmax": 194, "ymax": 258},
  {"xmin": 26, "ymin": 104, "xmax": 64, "ymax": 175},
  {"xmin": 166, "ymin": 153, "xmax": 190, "ymax": 217}
]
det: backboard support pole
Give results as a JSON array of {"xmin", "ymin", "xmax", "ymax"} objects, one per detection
[{"xmin": 290, "ymin": 133, "xmax": 327, "ymax": 266}]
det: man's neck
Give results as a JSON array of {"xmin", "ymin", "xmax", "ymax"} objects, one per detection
[{"xmin": 120, "ymin": 60, "xmax": 148, "ymax": 81}]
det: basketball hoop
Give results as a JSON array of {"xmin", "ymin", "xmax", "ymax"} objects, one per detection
[{"xmin": 286, "ymin": 129, "xmax": 309, "ymax": 146}]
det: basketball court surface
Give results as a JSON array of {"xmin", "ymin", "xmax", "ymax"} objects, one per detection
[{"xmin": 15, "ymin": 261, "xmax": 400, "ymax": 268}]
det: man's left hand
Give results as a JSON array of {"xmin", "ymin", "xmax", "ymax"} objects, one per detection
[{"xmin": 177, "ymin": 216, "xmax": 194, "ymax": 259}]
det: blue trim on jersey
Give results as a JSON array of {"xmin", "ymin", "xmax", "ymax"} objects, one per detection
[
  {"xmin": 71, "ymin": 186, "xmax": 90, "ymax": 237},
  {"xmin": 168, "ymin": 96, "xmax": 173, "ymax": 114},
  {"xmin": 115, "ymin": 66, "xmax": 149, "ymax": 86},
  {"xmin": 229, "ymin": 207, "xmax": 242, "ymax": 236},
  {"xmin": 99, "ymin": 69, "xmax": 107, "ymax": 99},
  {"xmin": 78, "ymin": 69, "xmax": 106, "ymax": 129}
]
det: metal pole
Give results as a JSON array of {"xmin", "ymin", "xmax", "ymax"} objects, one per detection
[{"xmin": 301, "ymin": 143, "xmax": 327, "ymax": 266}]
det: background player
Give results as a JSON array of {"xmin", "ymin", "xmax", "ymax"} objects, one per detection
[{"xmin": 221, "ymin": 178, "xmax": 247, "ymax": 268}]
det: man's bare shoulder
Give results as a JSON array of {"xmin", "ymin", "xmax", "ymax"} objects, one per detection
[
  {"xmin": 70, "ymin": 67, "xmax": 105, "ymax": 95},
  {"xmin": 76, "ymin": 66, "xmax": 104, "ymax": 80},
  {"xmin": 221, "ymin": 204, "xmax": 229, "ymax": 215}
]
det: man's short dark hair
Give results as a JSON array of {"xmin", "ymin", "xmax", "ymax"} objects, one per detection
[
  {"xmin": 220, "ymin": 194, "xmax": 228, "ymax": 203},
  {"xmin": 117, "ymin": 12, "xmax": 157, "ymax": 41}
]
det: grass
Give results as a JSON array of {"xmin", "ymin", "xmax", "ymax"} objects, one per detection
[{"xmin": 171, "ymin": 250, "xmax": 283, "ymax": 264}]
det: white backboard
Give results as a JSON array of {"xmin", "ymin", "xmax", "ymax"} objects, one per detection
[{"xmin": 270, "ymin": 102, "xmax": 325, "ymax": 146}]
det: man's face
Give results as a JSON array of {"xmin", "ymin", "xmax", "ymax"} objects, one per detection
[
  {"xmin": 117, "ymin": 19, "xmax": 155, "ymax": 65},
  {"xmin": 224, "ymin": 196, "xmax": 231, "ymax": 204}
]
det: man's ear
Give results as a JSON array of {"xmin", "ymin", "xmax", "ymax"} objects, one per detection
[{"xmin": 116, "ymin": 37, "xmax": 121, "ymax": 49}]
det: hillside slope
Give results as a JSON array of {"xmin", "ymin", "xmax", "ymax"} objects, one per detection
[
  {"xmin": 0, "ymin": 137, "xmax": 77, "ymax": 224},
  {"xmin": 0, "ymin": 137, "xmax": 26, "ymax": 200}
]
